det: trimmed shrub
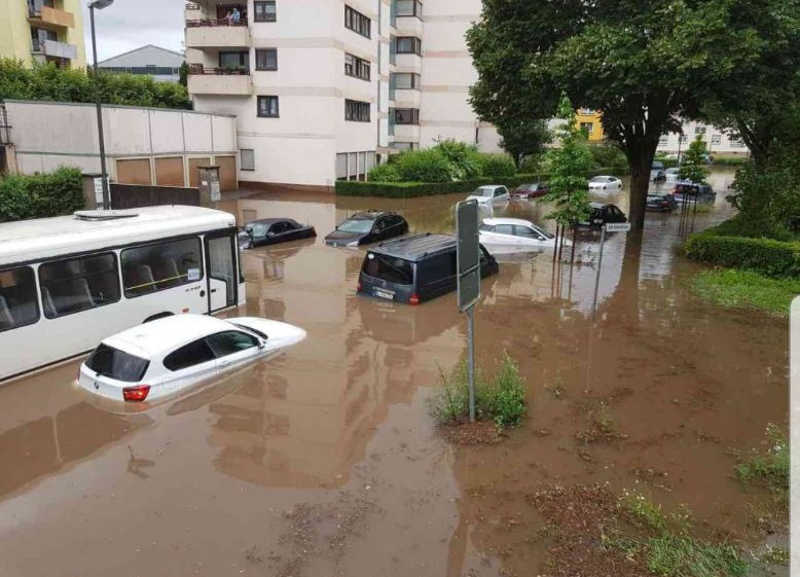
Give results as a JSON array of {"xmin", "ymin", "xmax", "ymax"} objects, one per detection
[
  {"xmin": 393, "ymin": 149, "xmax": 453, "ymax": 182},
  {"xmin": 434, "ymin": 139, "xmax": 482, "ymax": 180},
  {"xmin": 337, "ymin": 173, "xmax": 542, "ymax": 197},
  {"xmin": 0, "ymin": 167, "xmax": 85, "ymax": 222},
  {"xmin": 367, "ymin": 162, "xmax": 401, "ymax": 182},
  {"xmin": 684, "ymin": 231, "xmax": 800, "ymax": 278},
  {"xmin": 476, "ymin": 153, "xmax": 516, "ymax": 178}
]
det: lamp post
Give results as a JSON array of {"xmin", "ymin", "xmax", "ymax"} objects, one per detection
[{"xmin": 89, "ymin": 0, "xmax": 114, "ymax": 210}]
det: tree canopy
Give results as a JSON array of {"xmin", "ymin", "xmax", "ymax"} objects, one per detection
[
  {"xmin": 0, "ymin": 59, "xmax": 192, "ymax": 110},
  {"xmin": 679, "ymin": 137, "xmax": 710, "ymax": 185},
  {"xmin": 496, "ymin": 118, "xmax": 551, "ymax": 169},
  {"xmin": 466, "ymin": 0, "xmax": 786, "ymax": 229}
]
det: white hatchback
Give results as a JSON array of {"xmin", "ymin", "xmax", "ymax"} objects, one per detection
[
  {"xmin": 588, "ymin": 175, "xmax": 623, "ymax": 192},
  {"xmin": 77, "ymin": 314, "xmax": 306, "ymax": 403},
  {"xmin": 479, "ymin": 217, "xmax": 562, "ymax": 254},
  {"xmin": 466, "ymin": 185, "xmax": 510, "ymax": 205}
]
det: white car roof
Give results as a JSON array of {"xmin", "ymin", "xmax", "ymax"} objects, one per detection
[
  {"xmin": 102, "ymin": 314, "xmax": 235, "ymax": 359},
  {"xmin": 591, "ymin": 175, "xmax": 616, "ymax": 180},
  {"xmin": 483, "ymin": 217, "xmax": 535, "ymax": 227}
]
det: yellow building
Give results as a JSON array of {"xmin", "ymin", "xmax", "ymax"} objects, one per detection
[
  {"xmin": 0, "ymin": 0, "xmax": 86, "ymax": 69},
  {"xmin": 575, "ymin": 109, "xmax": 605, "ymax": 142}
]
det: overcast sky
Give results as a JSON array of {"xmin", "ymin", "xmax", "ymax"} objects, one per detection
[{"xmin": 82, "ymin": 0, "xmax": 185, "ymax": 62}]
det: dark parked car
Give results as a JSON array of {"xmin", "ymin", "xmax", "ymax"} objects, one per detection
[
  {"xmin": 357, "ymin": 233, "xmax": 498, "ymax": 305},
  {"xmin": 651, "ymin": 161, "xmax": 666, "ymax": 183},
  {"xmin": 646, "ymin": 193, "xmax": 678, "ymax": 212},
  {"xmin": 512, "ymin": 182, "xmax": 549, "ymax": 199},
  {"xmin": 580, "ymin": 202, "xmax": 628, "ymax": 228},
  {"xmin": 325, "ymin": 210, "xmax": 409, "ymax": 247},
  {"xmin": 673, "ymin": 181, "xmax": 716, "ymax": 203},
  {"xmin": 239, "ymin": 218, "xmax": 316, "ymax": 249}
]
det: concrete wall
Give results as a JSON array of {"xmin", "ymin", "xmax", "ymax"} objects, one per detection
[{"xmin": 4, "ymin": 99, "xmax": 238, "ymax": 187}]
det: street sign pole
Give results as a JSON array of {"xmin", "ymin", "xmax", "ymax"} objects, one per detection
[{"xmin": 456, "ymin": 199, "xmax": 480, "ymax": 423}]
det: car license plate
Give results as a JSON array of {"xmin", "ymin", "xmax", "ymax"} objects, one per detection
[{"xmin": 374, "ymin": 288, "xmax": 395, "ymax": 300}]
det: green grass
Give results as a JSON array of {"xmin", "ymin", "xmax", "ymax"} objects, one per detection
[
  {"xmin": 736, "ymin": 423, "xmax": 789, "ymax": 501},
  {"xmin": 613, "ymin": 491, "xmax": 748, "ymax": 577},
  {"xmin": 429, "ymin": 353, "xmax": 527, "ymax": 428},
  {"xmin": 691, "ymin": 268, "xmax": 800, "ymax": 316}
]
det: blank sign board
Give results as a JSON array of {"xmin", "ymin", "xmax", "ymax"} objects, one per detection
[{"xmin": 456, "ymin": 200, "xmax": 480, "ymax": 311}]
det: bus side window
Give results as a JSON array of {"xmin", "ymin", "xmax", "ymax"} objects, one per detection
[
  {"xmin": 0, "ymin": 266, "xmax": 40, "ymax": 331},
  {"xmin": 122, "ymin": 238, "xmax": 203, "ymax": 298},
  {"xmin": 38, "ymin": 253, "xmax": 120, "ymax": 319}
]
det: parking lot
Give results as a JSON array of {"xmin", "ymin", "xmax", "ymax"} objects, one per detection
[{"xmin": 0, "ymin": 168, "xmax": 787, "ymax": 577}]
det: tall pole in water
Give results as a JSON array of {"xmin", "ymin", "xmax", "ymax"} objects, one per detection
[{"xmin": 89, "ymin": 0, "xmax": 115, "ymax": 210}]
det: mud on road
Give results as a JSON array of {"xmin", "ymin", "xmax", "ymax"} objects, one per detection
[{"xmin": 0, "ymin": 171, "xmax": 788, "ymax": 576}]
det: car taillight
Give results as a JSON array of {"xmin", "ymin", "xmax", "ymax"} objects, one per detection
[
  {"xmin": 409, "ymin": 294, "xmax": 420, "ymax": 305},
  {"xmin": 123, "ymin": 385, "xmax": 150, "ymax": 402}
]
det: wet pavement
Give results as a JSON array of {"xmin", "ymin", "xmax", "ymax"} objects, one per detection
[{"xmin": 0, "ymin": 168, "xmax": 788, "ymax": 576}]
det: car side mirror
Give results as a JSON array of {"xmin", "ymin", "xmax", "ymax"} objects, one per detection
[{"xmin": 258, "ymin": 340, "xmax": 266, "ymax": 350}]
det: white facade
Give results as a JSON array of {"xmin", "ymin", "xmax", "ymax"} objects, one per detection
[
  {"xmin": 185, "ymin": 0, "xmax": 499, "ymax": 189},
  {"xmin": 657, "ymin": 120, "xmax": 750, "ymax": 156}
]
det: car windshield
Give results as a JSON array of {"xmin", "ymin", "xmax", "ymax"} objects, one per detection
[
  {"xmin": 530, "ymin": 223, "xmax": 554, "ymax": 239},
  {"xmin": 362, "ymin": 253, "xmax": 414, "ymax": 285},
  {"xmin": 232, "ymin": 323, "xmax": 268, "ymax": 340},
  {"xmin": 590, "ymin": 177, "xmax": 607, "ymax": 183},
  {"xmin": 474, "ymin": 187, "xmax": 494, "ymax": 197},
  {"xmin": 86, "ymin": 343, "xmax": 149, "ymax": 382},
  {"xmin": 338, "ymin": 219, "xmax": 375, "ymax": 234}
]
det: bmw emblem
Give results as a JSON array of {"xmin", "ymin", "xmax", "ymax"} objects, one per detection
[{"xmin": 94, "ymin": 382, "xmax": 100, "ymax": 390}]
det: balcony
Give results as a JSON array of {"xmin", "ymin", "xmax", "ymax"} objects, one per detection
[
  {"xmin": 186, "ymin": 19, "xmax": 250, "ymax": 48},
  {"xmin": 392, "ymin": 16, "xmax": 423, "ymax": 37},
  {"xmin": 32, "ymin": 38, "xmax": 77, "ymax": 60},
  {"xmin": 28, "ymin": 4, "xmax": 75, "ymax": 29},
  {"xmin": 187, "ymin": 66, "xmax": 252, "ymax": 96},
  {"xmin": 393, "ymin": 53, "xmax": 422, "ymax": 71},
  {"xmin": 391, "ymin": 88, "xmax": 421, "ymax": 108},
  {"xmin": 392, "ymin": 124, "xmax": 420, "ymax": 141}
]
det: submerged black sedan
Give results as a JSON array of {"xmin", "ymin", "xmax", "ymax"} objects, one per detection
[
  {"xmin": 325, "ymin": 211, "xmax": 409, "ymax": 247},
  {"xmin": 239, "ymin": 218, "xmax": 316, "ymax": 249}
]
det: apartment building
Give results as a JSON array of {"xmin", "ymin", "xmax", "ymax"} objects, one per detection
[
  {"xmin": 0, "ymin": 0, "xmax": 86, "ymax": 69},
  {"xmin": 185, "ymin": 0, "xmax": 499, "ymax": 190},
  {"xmin": 657, "ymin": 120, "xmax": 750, "ymax": 156}
]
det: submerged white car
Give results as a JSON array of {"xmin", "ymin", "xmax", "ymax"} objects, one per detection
[
  {"xmin": 466, "ymin": 185, "xmax": 510, "ymax": 205},
  {"xmin": 588, "ymin": 175, "xmax": 623, "ymax": 192},
  {"xmin": 479, "ymin": 217, "xmax": 563, "ymax": 254},
  {"xmin": 77, "ymin": 314, "xmax": 306, "ymax": 403}
]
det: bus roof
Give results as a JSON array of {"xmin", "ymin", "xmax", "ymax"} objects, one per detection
[{"xmin": 0, "ymin": 205, "xmax": 236, "ymax": 266}]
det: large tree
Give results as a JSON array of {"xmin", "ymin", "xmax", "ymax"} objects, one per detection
[
  {"xmin": 467, "ymin": 1, "xmax": 764, "ymax": 229},
  {"xmin": 496, "ymin": 118, "xmax": 551, "ymax": 169}
]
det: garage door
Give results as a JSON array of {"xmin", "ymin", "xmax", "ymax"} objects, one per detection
[
  {"xmin": 188, "ymin": 157, "xmax": 211, "ymax": 188},
  {"xmin": 116, "ymin": 159, "xmax": 151, "ymax": 185},
  {"xmin": 215, "ymin": 156, "xmax": 237, "ymax": 192},
  {"xmin": 155, "ymin": 157, "xmax": 185, "ymax": 187}
]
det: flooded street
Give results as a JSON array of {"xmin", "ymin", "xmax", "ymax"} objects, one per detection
[{"xmin": 0, "ymin": 168, "xmax": 788, "ymax": 577}]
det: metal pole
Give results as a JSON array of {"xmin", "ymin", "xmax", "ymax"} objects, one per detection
[
  {"xmin": 90, "ymin": 6, "xmax": 110, "ymax": 210},
  {"xmin": 591, "ymin": 226, "xmax": 606, "ymax": 319},
  {"xmin": 467, "ymin": 305, "xmax": 476, "ymax": 423}
]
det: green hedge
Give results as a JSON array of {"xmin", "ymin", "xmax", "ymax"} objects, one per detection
[
  {"xmin": 336, "ymin": 174, "xmax": 544, "ymax": 198},
  {"xmin": 685, "ymin": 227, "xmax": 800, "ymax": 278},
  {"xmin": 0, "ymin": 167, "xmax": 85, "ymax": 222}
]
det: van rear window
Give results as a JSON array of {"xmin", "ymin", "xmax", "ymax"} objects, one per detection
[
  {"xmin": 86, "ymin": 343, "xmax": 149, "ymax": 382},
  {"xmin": 363, "ymin": 253, "xmax": 414, "ymax": 285}
]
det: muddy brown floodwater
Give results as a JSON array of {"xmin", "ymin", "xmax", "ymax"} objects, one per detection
[{"xmin": 0, "ymin": 169, "xmax": 788, "ymax": 577}]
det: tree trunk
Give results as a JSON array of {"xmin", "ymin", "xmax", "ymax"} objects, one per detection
[{"xmin": 625, "ymin": 142, "xmax": 658, "ymax": 230}]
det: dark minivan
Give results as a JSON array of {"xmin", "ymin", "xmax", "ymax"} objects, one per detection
[{"xmin": 357, "ymin": 234, "xmax": 499, "ymax": 305}]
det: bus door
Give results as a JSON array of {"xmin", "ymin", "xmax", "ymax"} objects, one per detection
[{"xmin": 205, "ymin": 231, "xmax": 237, "ymax": 312}]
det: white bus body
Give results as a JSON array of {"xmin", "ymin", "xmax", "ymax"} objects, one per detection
[{"xmin": 0, "ymin": 206, "xmax": 246, "ymax": 382}]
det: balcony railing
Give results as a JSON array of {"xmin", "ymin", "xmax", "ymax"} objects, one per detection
[
  {"xmin": 187, "ymin": 67, "xmax": 253, "ymax": 95},
  {"xmin": 28, "ymin": 3, "xmax": 75, "ymax": 28},
  {"xmin": 188, "ymin": 64, "xmax": 250, "ymax": 75},
  {"xmin": 186, "ymin": 16, "xmax": 248, "ymax": 27}
]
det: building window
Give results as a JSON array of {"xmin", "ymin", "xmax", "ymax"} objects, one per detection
[
  {"xmin": 345, "ymin": 5, "xmax": 371, "ymax": 38},
  {"xmin": 241, "ymin": 149, "xmax": 255, "ymax": 171},
  {"xmin": 219, "ymin": 51, "xmax": 249, "ymax": 72},
  {"xmin": 679, "ymin": 134, "xmax": 688, "ymax": 143},
  {"xmin": 711, "ymin": 134, "xmax": 722, "ymax": 145},
  {"xmin": 254, "ymin": 0, "xmax": 276, "ymax": 22},
  {"xmin": 255, "ymin": 48, "xmax": 277, "ymax": 71},
  {"xmin": 395, "ymin": 0, "xmax": 423, "ymax": 17},
  {"xmin": 345, "ymin": 99, "xmax": 371, "ymax": 122},
  {"xmin": 121, "ymin": 239, "xmax": 202, "ymax": 299},
  {"xmin": 257, "ymin": 95, "xmax": 279, "ymax": 118},
  {"xmin": 393, "ymin": 108, "xmax": 419, "ymax": 125},
  {"xmin": 658, "ymin": 136, "xmax": 669, "ymax": 146},
  {"xmin": 729, "ymin": 135, "xmax": 745, "ymax": 148},
  {"xmin": 39, "ymin": 253, "xmax": 121, "ymax": 318},
  {"xmin": 395, "ymin": 36, "xmax": 421, "ymax": 55},
  {"xmin": 344, "ymin": 53, "xmax": 371, "ymax": 81},
  {"xmin": 391, "ymin": 72, "xmax": 420, "ymax": 89},
  {"xmin": 0, "ymin": 266, "xmax": 39, "ymax": 332},
  {"xmin": 579, "ymin": 122, "xmax": 594, "ymax": 134},
  {"xmin": 695, "ymin": 125, "xmax": 706, "ymax": 135}
]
